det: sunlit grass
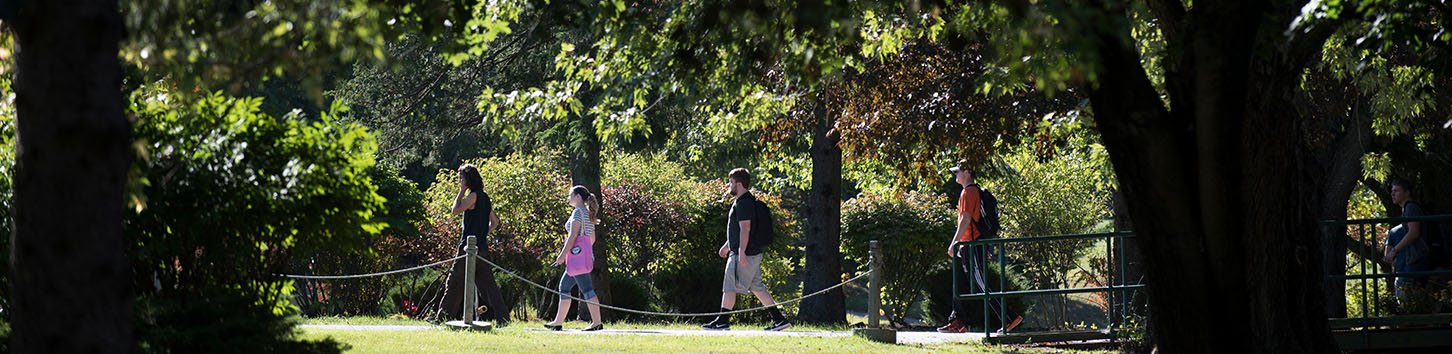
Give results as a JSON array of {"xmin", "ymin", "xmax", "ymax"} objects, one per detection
[{"xmin": 298, "ymin": 318, "xmax": 1115, "ymax": 353}]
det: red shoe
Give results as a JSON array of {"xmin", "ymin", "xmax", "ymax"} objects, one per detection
[
  {"xmin": 996, "ymin": 316, "xmax": 1023, "ymax": 334},
  {"xmin": 936, "ymin": 320, "xmax": 966, "ymax": 333}
]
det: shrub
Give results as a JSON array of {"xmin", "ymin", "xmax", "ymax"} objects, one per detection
[
  {"xmin": 602, "ymin": 152, "xmax": 702, "ymax": 209},
  {"xmin": 982, "ymin": 130, "xmax": 1114, "ymax": 329},
  {"xmin": 127, "ymin": 85, "xmax": 380, "ymax": 353},
  {"xmin": 293, "ymin": 166, "xmax": 430, "ymax": 317},
  {"xmin": 655, "ymin": 261, "xmax": 726, "ymax": 315},
  {"xmin": 604, "ymin": 273, "xmax": 664, "ymax": 322},
  {"xmin": 840, "ymin": 190, "xmax": 954, "ymax": 325},
  {"xmin": 135, "ymin": 289, "xmax": 346, "ymax": 354},
  {"xmin": 599, "ymin": 182, "xmax": 692, "ymax": 281}
]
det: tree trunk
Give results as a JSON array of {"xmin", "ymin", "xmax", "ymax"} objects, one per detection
[
  {"xmin": 1112, "ymin": 188, "xmax": 1152, "ymax": 338},
  {"xmin": 570, "ymin": 112, "xmax": 611, "ymax": 321},
  {"xmin": 797, "ymin": 103, "xmax": 845, "ymax": 325},
  {"xmin": 1083, "ymin": 2, "xmax": 1339, "ymax": 351},
  {"xmin": 1314, "ymin": 96, "xmax": 1373, "ymax": 319},
  {"xmin": 9, "ymin": 1, "xmax": 134, "ymax": 353}
]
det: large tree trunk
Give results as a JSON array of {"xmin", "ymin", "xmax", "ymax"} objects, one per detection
[
  {"xmin": 9, "ymin": 0, "xmax": 134, "ymax": 353},
  {"xmin": 796, "ymin": 103, "xmax": 845, "ymax": 325},
  {"xmin": 570, "ymin": 112, "xmax": 611, "ymax": 321},
  {"xmin": 1083, "ymin": 1, "xmax": 1339, "ymax": 352},
  {"xmin": 1313, "ymin": 96, "xmax": 1373, "ymax": 319}
]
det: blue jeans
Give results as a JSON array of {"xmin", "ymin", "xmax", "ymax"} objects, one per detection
[{"xmin": 558, "ymin": 273, "xmax": 597, "ymax": 300}]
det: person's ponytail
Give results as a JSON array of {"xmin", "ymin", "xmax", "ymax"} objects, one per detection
[{"xmin": 587, "ymin": 196, "xmax": 601, "ymax": 225}]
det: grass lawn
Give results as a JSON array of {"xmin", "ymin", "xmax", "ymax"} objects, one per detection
[{"xmin": 299, "ymin": 318, "xmax": 1102, "ymax": 353}]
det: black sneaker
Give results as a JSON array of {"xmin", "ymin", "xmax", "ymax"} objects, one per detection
[
  {"xmin": 702, "ymin": 322, "xmax": 731, "ymax": 330},
  {"xmin": 764, "ymin": 320, "xmax": 792, "ymax": 331}
]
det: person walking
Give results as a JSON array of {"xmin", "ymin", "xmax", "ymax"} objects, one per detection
[
  {"xmin": 544, "ymin": 186, "xmax": 605, "ymax": 331},
  {"xmin": 701, "ymin": 168, "xmax": 792, "ymax": 331},
  {"xmin": 936, "ymin": 160, "xmax": 1022, "ymax": 334},
  {"xmin": 1385, "ymin": 179, "xmax": 1434, "ymax": 313},
  {"xmin": 436, "ymin": 164, "xmax": 510, "ymax": 325}
]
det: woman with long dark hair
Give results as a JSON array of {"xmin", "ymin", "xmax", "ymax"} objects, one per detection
[{"xmin": 437, "ymin": 164, "xmax": 510, "ymax": 324}]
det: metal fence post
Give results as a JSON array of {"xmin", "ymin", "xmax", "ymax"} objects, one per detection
[
  {"xmin": 869, "ymin": 240, "xmax": 881, "ymax": 328},
  {"xmin": 447, "ymin": 235, "xmax": 489, "ymax": 331},
  {"xmin": 854, "ymin": 240, "xmax": 895, "ymax": 343},
  {"xmin": 464, "ymin": 235, "xmax": 478, "ymax": 325}
]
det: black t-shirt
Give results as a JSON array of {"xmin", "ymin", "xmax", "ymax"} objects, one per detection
[
  {"xmin": 461, "ymin": 189, "xmax": 493, "ymax": 245},
  {"xmin": 728, "ymin": 191, "xmax": 762, "ymax": 255}
]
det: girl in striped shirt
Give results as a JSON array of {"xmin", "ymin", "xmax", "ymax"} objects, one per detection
[{"xmin": 545, "ymin": 185, "xmax": 604, "ymax": 331}]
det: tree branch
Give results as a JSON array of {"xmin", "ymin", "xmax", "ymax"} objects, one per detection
[{"xmin": 1145, "ymin": 0, "xmax": 1186, "ymax": 42}]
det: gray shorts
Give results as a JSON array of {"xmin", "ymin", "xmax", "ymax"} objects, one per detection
[{"xmin": 722, "ymin": 252, "xmax": 768, "ymax": 294}]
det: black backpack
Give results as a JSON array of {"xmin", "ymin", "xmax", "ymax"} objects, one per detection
[
  {"xmin": 1403, "ymin": 201, "xmax": 1449, "ymax": 268},
  {"xmin": 1410, "ymin": 202, "xmax": 1451, "ymax": 268},
  {"xmin": 1424, "ymin": 221, "xmax": 1450, "ymax": 268},
  {"xmin": 970, "ymin": 184, "xmax": 1002, "ymax": 239},
  {"xmin": 751, "ymin": 198, "xmax": 776, "ymax": 248}
]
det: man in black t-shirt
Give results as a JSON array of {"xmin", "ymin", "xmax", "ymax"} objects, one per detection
[{"xmin": 702, "ymin": 168, "xmax": 792, "ymax": 331}]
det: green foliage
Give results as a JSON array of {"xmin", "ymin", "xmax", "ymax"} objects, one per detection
[
  {"xmin": 1297, "ymin": 0, "xmax": 1452, "ymax": 75},
  {"xmin": 988, "ymin": 115, "xmax": 1114, "ymax": 239},
  {"xmin": 983, "ymin": 117, "xmax": 1114, "ymax": 328},
  {"xmin": 601, "ymin": 152, "xmax": 706, "ymax": 209},
  {"xmin": 603, "ymin": 272, "xmax": 663, "ymax": 322},
  {"xmin": 0, "ymin": 75, "xmax": 13, "ymax": 317},
  {"xmin": 135, "ymin": 288, "xmax": 347, "ymax": 354},
  {"xmin": 329, "ymin": 32, "xmax": 558, "ymax": 187},
  {"xmin": 840, "ymin": 190, "xmax": 955, "ymax": 325},
  {"xmin": 472, "ymin": 0, "xmax": 868, "ymax": 154},
  {"xmin": 370, "ymin": 165, "xmax": 429, "ymax": 238},
  {"xmin": 126, "ymin": 84, "xmax": 385, "ymax": 352},
  {"xmin": 120, "ymin": 0, "xmax": 520, "ymax": 100}
]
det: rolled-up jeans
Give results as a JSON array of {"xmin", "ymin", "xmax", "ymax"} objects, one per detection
[{"xmin": 558, "ymin": 272, "xmax": 597, "ymax": 300}]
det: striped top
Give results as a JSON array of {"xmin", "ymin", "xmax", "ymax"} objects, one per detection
[{"xmin": 569, "ymin": 206, "xmax": 595, "ymax": 238}]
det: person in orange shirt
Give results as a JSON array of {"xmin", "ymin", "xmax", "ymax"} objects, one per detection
[{"xmin": 936, "ymin": 161, "xmax": 1023, "ymax": 334}]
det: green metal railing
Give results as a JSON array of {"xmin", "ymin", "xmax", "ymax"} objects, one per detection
[
  {"xmin": 952, "ymin": 230, "xmax": 1146, "ymax": 339},
  {"xmin": 1321, "ymin": 214, "xmax": 1452, "ymax": 327}
]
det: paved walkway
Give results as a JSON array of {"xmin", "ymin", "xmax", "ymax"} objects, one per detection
[{"xmin": 298, "ymin": 324, "xmax": 985, "ymax": 344}]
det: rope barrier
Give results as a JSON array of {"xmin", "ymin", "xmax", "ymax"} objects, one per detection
[
  {"xmin": 273, "ymin": 252, "xmax": 873, "ymax": 318},
  {"xmin": 279, "ymin": 255, "xmax": 466, "ymax": 279},
  {"xmin": 474, "ymin": 254, "xmax": 871, "ymax": 317}
]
